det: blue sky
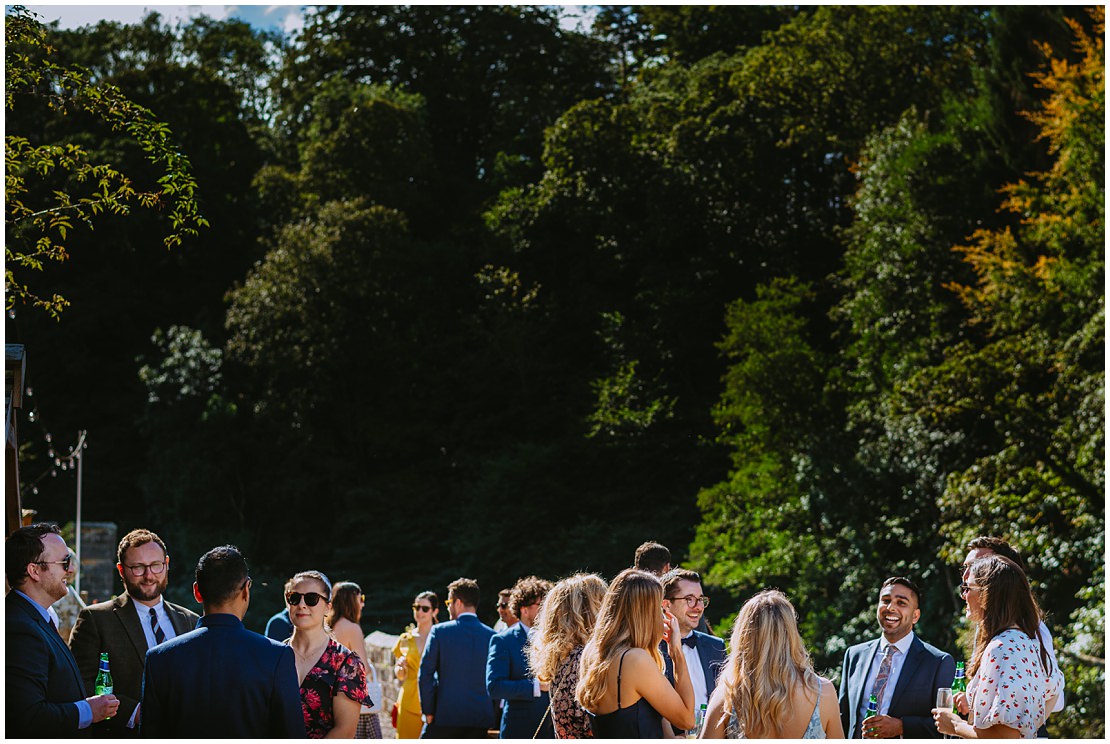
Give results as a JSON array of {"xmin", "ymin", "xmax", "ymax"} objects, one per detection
[{"xmin": 21, "ymin": 4, "xmax": 598, "ymax": 37}]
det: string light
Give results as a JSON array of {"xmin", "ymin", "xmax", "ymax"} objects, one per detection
[{"xmin": 18, "ymin": 370, "xmax": 87, "ymax": 500}]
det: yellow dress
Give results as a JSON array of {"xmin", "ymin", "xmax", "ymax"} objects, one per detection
[{"xmin": 392, "ymin": 630, "xmax": 426, "ymax": 738}]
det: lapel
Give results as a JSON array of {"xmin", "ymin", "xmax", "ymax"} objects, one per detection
[
  {"xmin": 887, "ymin": 635, "xmax": 923, "ymax": 712},
  {"xmin": 114, "ymin": 593, "xmax": 151, "ymax": 659},
  {"xmin": 693, "ymin": 633, "xmax": 718, "ymax": 690},
  {"xmin": 14, "ymin": 593, "xmax": 85, "ymax": 687},
  {"xmin": 854, "ymin": 639, "xmax": 882, "ymax": 715},
  {"xmin": 165, "ymin": 601, "xmax": 198, "ymax": 636},
  {"xmin": 512, "ymin": 621, "xmax": 530, "ymax": 674}
]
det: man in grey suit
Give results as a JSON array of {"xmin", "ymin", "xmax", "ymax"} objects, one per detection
[
  {"xmin": 838, "ymin": 577, "xmax": 955, "ymax": 739},
  {"xmin": 69, "ymin": 528, "xmax": 199, "ymax": 736}
]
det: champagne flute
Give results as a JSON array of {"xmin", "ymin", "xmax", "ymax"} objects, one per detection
[{"xmin": 935, "ymin": 689, "xmax": 954, "ymax": 739}]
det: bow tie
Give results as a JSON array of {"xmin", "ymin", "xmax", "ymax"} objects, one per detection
[{"xmin": 681, "ymin": 634, "xmax": 698, "ymax": 649}]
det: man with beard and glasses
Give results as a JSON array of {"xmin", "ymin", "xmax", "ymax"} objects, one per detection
[{"xmin": 68, "ymin": 529, "xmax": 199, "ymax": 736}]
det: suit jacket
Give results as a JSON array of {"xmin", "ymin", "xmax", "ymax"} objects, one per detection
[
  {"xmin": 6, "ymin": 591, "xmax": 90, "ymax": 737},
  {"xmin": 662, "ymin": 631, "xmax": 727, "ymax": 734},
  {"xmin": 68, "ymin": 591, "xmax": 199, "ymax": 734},
  {"xmin": 139, "ymin": 613, "xmax": 305, "ymax": 738},
  {"xmin": 486, "ymin": 622, "xmax": 554, "ymax": 738},
  {"xmin": 838, "ymin": 634, "xmax": 955, "ymax": 739},
  {"xmin": 419, "ymin": 614, "xmax": 496, "ymax": 729}
]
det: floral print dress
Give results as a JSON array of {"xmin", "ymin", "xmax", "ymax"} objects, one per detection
[
  {"xmin": 968, "ymin": 628, "xmax": 1064, "ymax": 738},
  {"xmin": 551, "ymin": 645, "xmax": 593, "ymax": 738},
  {"xmin": 296, "ymin": 637, "xmax": 370, "ymax": 738}
]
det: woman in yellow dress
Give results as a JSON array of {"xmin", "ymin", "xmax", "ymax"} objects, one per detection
[{"xmin": 391, "ymin": 591, "xmax": 439, "ymax": 738}]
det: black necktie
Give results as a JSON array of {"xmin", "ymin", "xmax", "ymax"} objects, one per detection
[
  {"xmin": 149, "ymin": 607, "xmax": 165, "ymax": 645},
  {"xmin": 681, "ymin": 634, "xmax": 698, "ymax": 649}
]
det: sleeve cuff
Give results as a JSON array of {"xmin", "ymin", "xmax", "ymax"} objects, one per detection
[
  {"xmin": 76, "ymin": 700, "xmax": 93, "ymax": 729},
  {"xmin": 533, "ymin": 678, "xmax": 541, "ymax": 697}
]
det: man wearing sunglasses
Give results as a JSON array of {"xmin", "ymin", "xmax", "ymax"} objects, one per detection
[
  {"xmin": 660, "ymin": 568, "xmax": 725, "ymax": 732},
  {"xmin": 68, "ymin": 528, "xmax": 200, "ymax": 736},
  {"xmin": 6, "ymin": 522, "xmax": 120, "ymax": 737},
  {"xmin": 486, "ymin": 576, "xmax": 555, "ymax": 739}
]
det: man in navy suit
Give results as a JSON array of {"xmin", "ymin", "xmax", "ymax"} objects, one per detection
[
  {"xmin": 419, "ymin": 577, "xmax": 496, "ymax": 738},
  {"xmin": 838, "ymin": 576, "xmax": 955, "ymax": 739},
  {"xmin": 6, "ymin": 523, "xmax": 119, "ymax": 737},
  {"xmin": 661, "ymin": 568, "xmax": 725, "ymax": 731},
  {"xmin": 139, "ymin": 545, "xmax": 305, "ymax": 738},
  {"xmin": 487, "ymin": 576, "xmax": 555, "ymax": 739}
]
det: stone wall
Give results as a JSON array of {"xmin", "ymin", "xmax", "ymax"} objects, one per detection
[
  {"xmin": 364, "ymin": 631, "xmax": 401, "ymax": 738},
  {"xmin": 78, "ymin": 521, "xmax": 117, "ymax": 604}
]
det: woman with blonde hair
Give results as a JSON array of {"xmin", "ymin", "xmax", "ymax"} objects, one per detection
[
  {"xmin": 528, "ymin": 573, "xmax": 608, "ymax": 738},
  {"xmin": 576, "ymin": 568, "xmax": 695, "ymax": 737},
  {"xmin": 701, "ymin": 590, "xmax": 842, "ymax": 739}
]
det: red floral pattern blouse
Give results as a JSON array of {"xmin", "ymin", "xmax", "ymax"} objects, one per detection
[
  {"xmin": 968, "ymin": 628, "xmax": 1063, "ymax": 738},
  {"xmin": 295, "ymin": 637, "xmax": 369, "ymax": 738}
]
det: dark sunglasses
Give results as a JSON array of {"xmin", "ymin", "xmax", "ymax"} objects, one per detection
[
  {"xmin": 497, "ymin": 602, "xmax": 510, "ymax": 609},
  {"xmin": 286, "ymin": 591, "xmax": 328, "ymax": 607},
  {"xmin": 412, "ymin": 604, "xmax": 434, "ymax": 613}
]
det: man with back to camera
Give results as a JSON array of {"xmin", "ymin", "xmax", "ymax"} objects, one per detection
[
  {"xmin": 419, "ymin": 577, "xmax": 496, "ymax": 738},
  {"xmin": 487, "ymin": 576, "xmax": 555, "ymax": 738},
  {"xmin": 68, "ymin": 528, "xmax": 199, "ymax": 736},
  {"xmin": 138, "ymin": 544, "xmax": 305, "ymax": 738},
  {"xmin": 660, "ymin": 568, "xmax": 726, "ymax": 726},
  {"xmin": 633, "ymin": 540, "xmax": 672, "ymax": 576},
  {"xmin": 839, "ymin": 576, "xmax": 955, "ymax": 739},
  {"xmin": 6, "ymin": 523, "xmax": 119, "ymax": 737}
]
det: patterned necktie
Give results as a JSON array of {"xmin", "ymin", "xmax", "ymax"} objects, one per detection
[
  {"xmin": 149, "ymin": 607, "xmax": 166, "ymax": 645},
  {"xmin": 869, "ymin": 644, "xmax": 896, "ymax": 711}
]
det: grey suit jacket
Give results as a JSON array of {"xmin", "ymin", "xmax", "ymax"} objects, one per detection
[{"xmin": 68, "ymin": 591, "xmax": 199, "ymax": 733}]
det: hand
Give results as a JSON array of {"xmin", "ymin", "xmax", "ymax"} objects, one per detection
[
  {"xmin": 861, "ymin": 714, "xmax": 902, "ymax": 738},
  {"xmin": 953, "ymin": 691, "xmax": 969, "ymax": 716},
  {"xmin": 424, "ymin": 714, "xmax": 434, "ymax": 725},
  {"xmin": 662, "ymin": 609, "xmax": 681, "ymax": 652},
  {"xmin": 87, "ymin": 694, "xmax": 119, "ymax": 723},
  {"xmin": 539, "ymin": 681, "xmax": 550, "ymax": 693},
  {"xmin": 933, "ymin": 708, "xmax": 959, "ymax": 736},
  {"xmin": 394, "ymin": 658, "xmax": 408, "ymax": 681}
]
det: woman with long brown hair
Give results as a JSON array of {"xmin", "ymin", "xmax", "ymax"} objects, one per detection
[
  {"xmin": 932, "ymin": 555, "xmax": 1063, "ymax": 738},
  {"xmin": 700, "ymin": 590, "xmax": 841, "ymax": 739},
  {"xmin": 328, "ymin": 582, "xmax": 382, "ymax": 739},
  {"xmin": 576, "ymin": 568, "xmax": 695, "ymax": 737},
  {"xmin": 528, "ymin": 573, "xmax": 608, "ymax": 738}
]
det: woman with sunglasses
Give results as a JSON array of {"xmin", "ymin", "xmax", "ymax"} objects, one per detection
[
  {"xmin": 576, "ymin": 569, "xmax": 695, "ymax": 737},
  {"xmin": 391, "ymin": 591, "xmax": 439, "ymax": 738},
  {"xmin": 286, "ymin": 571, "xmax": 368, "ymax": 738},
  {"xmin": 528, "ymin": 573, "xmax": 608, "ymax": 738},
  {"xmin": 329, "ymin": 582, "xmax": 382, "ymax": 739},
  {"xmin": 932, "ymin": 556, "xmax": 1063, "ymax": 739}
]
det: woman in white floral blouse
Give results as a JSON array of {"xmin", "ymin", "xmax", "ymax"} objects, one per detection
[{"xmin": 932, "ymin": 555, "xmax": 1063, "ymax": 738}]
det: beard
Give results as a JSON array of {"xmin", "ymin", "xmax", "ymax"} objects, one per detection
[{"xmin": 124, "ymin": 572, "xmax": 168, "ymax": 602}]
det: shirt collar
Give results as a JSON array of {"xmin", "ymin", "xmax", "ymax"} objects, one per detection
[
  {"xmin": 15, "ymin": 590, "xmax": 52, "ymax": 622},
  {"xmin": 882, "ymin": 631, "xmax": 915, "ymax": 656}
]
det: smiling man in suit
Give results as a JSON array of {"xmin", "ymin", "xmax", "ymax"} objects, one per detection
[
  {"xmin": 838, "ymin": 576, "xmax": 955, "ymax": 739},
  {"xmin": 68, "ymin": 528, "xmax": 199, "ymax": 735},
  {"xmin": 419, "ymin": 577, "xmax": 497, "ymax": 738},
  {"xmin": 6, "ymin": 523, "xmax": 119, "ymax": 737},
  {"xmin": 487, "ymin": 575, "xmax": 555, "ymax": 739},
  {"xmin": 660, "ymin": 568, "xmax": 725, "ymax": 728}
]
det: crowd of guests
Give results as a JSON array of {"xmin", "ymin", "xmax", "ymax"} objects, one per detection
[{"xmin": 6, "ymin": 529, "xmax": 1064, "ymax": 739}]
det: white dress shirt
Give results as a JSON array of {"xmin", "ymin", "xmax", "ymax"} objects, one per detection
[
  {"xmin": 859, "ymin": 631, "xmax": 915, "ymax": 722},
  {"xmin": 137, "ymin": 597, "xmax": 178, "ymax": 651},
  {"xmin": 680, "ymin": 633, "xmax": 710, "ymax": 712}
]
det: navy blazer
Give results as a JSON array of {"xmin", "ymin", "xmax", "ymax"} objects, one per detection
[
  {"xmin": 139, "ymin": 613, "xmax": 305, "ymax": 738},
  {"xmin": 419, "ymin": 614, "xmax": 496, "ymax": 729},
  {"xmin": 486, "ymin": 622, "xmax": 554, "ymax": 738},
  {"xmin": 838, "ymin": 634, "xmax": 955, "ymax": 739},
  {"xmin": 662, "ymin": 630, "xmax": 727, "ymax": 696},
  {"xmin": 6, "ymin": 592, "xmax": 90, "ymax": 737}
]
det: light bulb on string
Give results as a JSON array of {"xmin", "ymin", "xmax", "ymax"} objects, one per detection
[
  {"xmin": 26, "ymin": 387, "xmax": 33, "ymax": 397},
  {"xmin": 44, "ymin": 433, "xmax": 52, "ymax": 443},
  {"xmin": 27, "ymin": 410, "xmax": 36, "ymax": 422},
  {"xmin": 47, "ymin": 449, "xmax": 55, "ymax": 458},
  {"xmin": 51, "ymin": 470, "xmax": 57, "ymax": 478},
  {"xmin": 31, "ymin": 487, "xmax": 38, "ymax": 495},
  {"xmin": 7, "ymin": 308, "xmax": 15, "ymax": 319}
]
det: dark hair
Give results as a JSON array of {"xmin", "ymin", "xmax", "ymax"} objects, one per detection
[
  {"xmin": 967, "ymin": 555, "xmax": 1050, "ymax": 678},
  {"xmin": 498, "ymin": 588, "xmax": 513, "ymax": 599},
  {"xmin": 117, "ymin": 528, "xmax": 168, "ymax": 565},
  {"xmin": 195, "ymin": 545, "xmax": 249, "ymax": 606},
  {"xmin": 881, "ymin": 576, "xmax": 923, "ymax": 606},
  {"xmin": 5, "ymin": 522, "xmax": 61, "ymax": 587},
  {"xmin": 660, "ymin": 568, "xmax": 702, "ymax": 599},
  {"xmin": 509, "ymin": 576, "xmax": 553, "ymax": 618},
  {"xmin": 284, "ymin": 570, "xmax": 332, "ymax": 598},
  {"xmin": 447, "ymin": 577, "xmax": 480, "ymax": 609},
  {"xmin": 415, "ymin": 590, "xmax": 441, "ymax": 623},
  {"xmin": 634, "ymin": 541, "xmax": 671, "ymax": 574},
  {"xmin": 967, "ymin": 536, "xmax": 1027, "ymax": 572},
  {"xmin": 330, "ymin": 581, "xmax": 362, "ymax": 624}
]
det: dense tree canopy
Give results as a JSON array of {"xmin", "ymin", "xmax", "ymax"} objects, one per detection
[{"xmin": 8, "ymin": 6, "xmax": 1102, "ymax": 735}]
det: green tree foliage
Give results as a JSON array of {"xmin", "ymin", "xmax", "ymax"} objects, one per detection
[{"xmin": 4, "ymin": 6, "xmax": 207, "ymax": 317}]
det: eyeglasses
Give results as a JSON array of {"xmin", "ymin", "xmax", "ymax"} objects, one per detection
[
  {"xmin": 666, "ymin": 594, "xmax": 710, "ymax": 608},
  {"xmin": 36, "ymin": 556, "xmax": 72, "ymax": 572},
  {"xmin": 123, "ymin": 561, "xmax": 166, "ymax": 577},
  {"xmin": 286, "ymin": 591, "xmax": 328, "ymax": 607},
  {"xmin": 412, "ymin": 604, "xmax": 433, "ymax": 613},
  {"xmin": 445, "ymin": 598, "xmax": 455, "ymax": 607}
]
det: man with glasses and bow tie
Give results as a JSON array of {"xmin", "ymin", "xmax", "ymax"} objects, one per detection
[
  {"xmin": 7, "ymin": 523, "xmax": 120, "ymax": 737},
  {"xmin": 68, "ymin": 528, "xmax": 199, "ymax": 736},
  {"xmin": 660, "ymin": 568, "xmax": 726, "ymax": 731},
  {"xmin": 838, "ymin": 577, "xmax": 955, "ymax": 739}
]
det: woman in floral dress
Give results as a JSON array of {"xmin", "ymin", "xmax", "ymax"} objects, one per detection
[
  {"xmin": 933, "ymin": 555, "xmax": 1063, "ymax": 738},
  {"xmin": 286, "ymin": 570, "xmax": 368, "ymax": 738}
]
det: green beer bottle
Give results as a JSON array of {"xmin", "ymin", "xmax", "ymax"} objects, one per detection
[
  {"xmin": 95, "ymin": 652, "xmax": 114, "ymax": 719},
  {"xmin": 951, "ymin": 661, "xmax": 966, "ymax": 712},
  {"xmin": 866, "ymin": 693, "xmax": 878, "ymax": 718}
]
